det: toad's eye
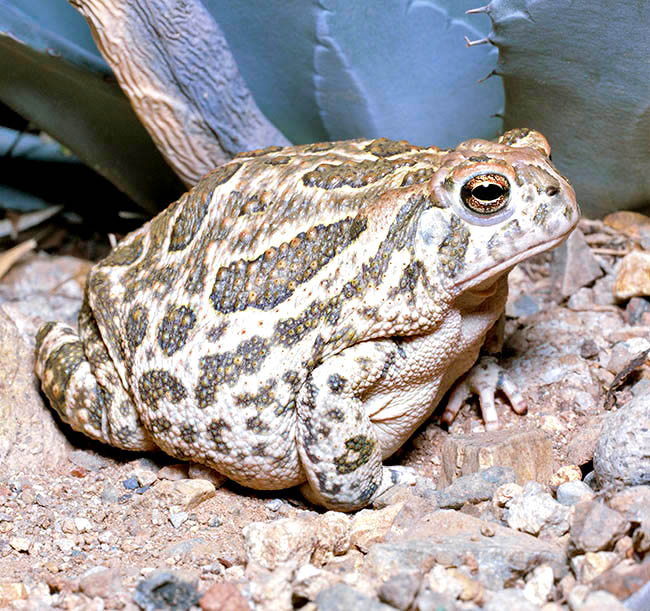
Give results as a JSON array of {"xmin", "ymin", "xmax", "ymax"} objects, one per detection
[{"xmin": 460, "ymin": 174, "xmax": 510, "ymax": 214}]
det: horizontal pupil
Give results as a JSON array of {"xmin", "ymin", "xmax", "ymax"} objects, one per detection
[{"xmin": 472, "ymin": 184, "xmax": 504, "ymax": 201}]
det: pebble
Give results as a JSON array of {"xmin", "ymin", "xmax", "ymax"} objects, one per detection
[
  {"xmin": 569, "ymin": 500, "xmax": 629, "ymax": 553},
  {"xmin": 434, "ymin": 466, "xmax": 515, "ymax": 509},
  {"xmin": 555, "ymin": 480, "xmax": 594, "ymax": 506},
  {"xmin": 377, "ymin": 571, "xmax": 421, "ymax": 610},
  {"xmin": 243, "ymin": 516, "xmax": 319, "ymax": 570},
  {"xmin": 133, "ymin": 571, "xmax": 200, "ymax": 611},
  {"xmin": 153, "ymin": 478, "xmax": 216, "ymax": 511},
  {"xmin": 315, "ymin": 583, "xmax": 395, "ymax": 611},
  {"xmin": 8, "ymin": 536, "xmax": 31, "ymax": 552},
  {"xmin": 350, "ymin": 503, "xmax": 403, "ymax": 552},
  {"xmin": 614, "ymin": 250, "xmax": 650, "ymax": 299},
  {"xmin": 625, "ymin": 297, "xmax": 650, "ymax": 325},
  {"xmin": 523, "ymin": 564, "xmax": 554, "ymax": 605},
  {"xmin": 484, "ymin": 588, "xmax": 540, "ymax": 611},
  {"xmin": 169, "ymin": 511, "xmax": 189, "ymax": 528},
  {"xmin": 594, "ymin": 393, "xmax": 650, "ymax": 487},
  {"xmin": 571, "ymin": 551, "xmax": 618, "ymax": 583},
  {"xmin": 199, "ymin": 582, "xmax": 250, "ymax": 611},
  {"xmin": 505, "ymin": 482, "xmax": 571, "ymax": 537},
  {"xmin": 549, "ymin": 464, "xmax": 582, "ymax": 489},
  {"xmin": 552, "ymin": 228, "xmax": 603, "ymax": 299},
  {"xmin": 265, "ymin": 499, "xmax": 284, "ymax": 512}
]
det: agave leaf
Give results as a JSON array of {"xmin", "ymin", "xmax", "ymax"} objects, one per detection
[
  {"xmin": 207, "ymin": 0, "xmax": 503, "ymax": 147},
  {"xmin": 0, "ymin": 0, "xmax": 184, "ymax": 213},
  {"xmin": 486, "ymin": 0, "xmax": 649, "ymax": 216},
  {"xmin": 70, "ymin": 0, "xmax": 290, "ymax": 187}
]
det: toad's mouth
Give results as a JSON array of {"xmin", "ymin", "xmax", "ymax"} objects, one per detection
[{"xmin": 457, "ymin": 228, "xmax": 575, "ymax": 293}]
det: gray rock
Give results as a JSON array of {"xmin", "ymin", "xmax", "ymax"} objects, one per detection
[
  {"xmin": 378, "ymin": 571, "xmax": 421, "ymax": 610},
  {"xmin": 314, "ymin": 583, "xmax": 394, "ymax": 611},
  {"xmin": 570, "ymin": 500, "xmax": 629, "ymax": 554},
  {"xmin": 556, "ymin": 480, "xmax": 594, "ymax": 506},
  {"xmin": 507, "ymin": 294, "xmax": 541, "ymax": 318},
  {"xmin": 594, "ymin": 393, "xmax": 650, "ymax": 487},
  {"xmin": 364, "ymin": 510, "xmax": 566, "ymax": 590},
  {"xmin": 552, "ymin": 228, "xmax": 603, "ymax": 299},
  {"xmin": 505, "ymin": 482, "xmax": 571, "ymax": 537},
  {"xmin": 133, "ymin": 571, "xmax": 200, "ymax": 611},
  {"xmin": 567, "ymin": 287, "xmax": 594, "ymax": 311},
  {"xmin": 411, "ymin": 588, "xmax": 457, "ymax": 611},
  {"xmin": 483, "ymin": 588, "xmax": 540, "ymax": 611},
  {"xmin": 435, "ymin": 466, "xmax": 516, "ymax": 509}
]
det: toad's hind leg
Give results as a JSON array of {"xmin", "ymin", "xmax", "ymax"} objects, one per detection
[
  {"xmin": 34, "ymin": 299, "xmax": 156, "ymax": 452},
  {"xmin": 296, "ymin": 354, "xmax": 413, "ymax": 511}
]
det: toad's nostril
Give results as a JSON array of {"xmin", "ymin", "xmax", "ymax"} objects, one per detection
[{"xmin": 545, "ymin": 186, "xmax": 560, "ymax": 196}]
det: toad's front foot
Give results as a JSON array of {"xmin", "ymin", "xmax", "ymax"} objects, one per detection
[{"xmin": 441, "ymin": 356, "xmax": 527, "ymax": 430}]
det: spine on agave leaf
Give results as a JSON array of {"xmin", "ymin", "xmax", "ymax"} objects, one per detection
[{"xmin": 468, "ymin": 0, "xmax": 648, "ymax": 217}]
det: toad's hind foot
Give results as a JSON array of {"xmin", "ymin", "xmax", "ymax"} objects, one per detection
[
  {"xmin": 441, "ymin": 355, "xmax": 527, "ymax": 430},
  {"xmin": 34, "ymin": 318, "xmax": 155, "ymax": 451}
]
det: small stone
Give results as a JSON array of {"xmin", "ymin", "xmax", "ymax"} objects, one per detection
[
  {"xmin": 523, "ymin": 564, "xmax": 554, "ymax": 605},
  {"xmin": 505, "ymin": 482, "xmax": 571, "ymax": 538},
  {"xmin": 594, "ymin": 393, "xmax": 650, "ymax": 488},
  {"xmin": 68, "ymin": 450, "xmax": 109, "ymax": 471},
  {"xmin": 132, "ymin": 468, "xmax": 157, "ymax": 488},
  {"xmin": 605, "ymin": 338, "xmax": 650, "ymax": 375},
  {"xmin": 54, "ymin": 537, "xmax": 75, "ymax": 552},
  {"xmin": 0, "ymin": 583, "xmax": 28, "ymax": 605},
  {"xmin": 100, "ymin": 482, "xmax": 120, "ymax": 503},
  {"xmin": 603, "ymin": 211, "xmax": 650, "ymax": 239},
  {"xmin": 614, "ymin": 250, "xmax": 650, "ymax": 300},
  {"xmin": 188, "ymin": 463, "xmax": 227, "ymax": 487},
  {"xmin": 579, "ymin": 338, "xmax": 599, "ymax": 359},
  {"xmin": 571, "ymin": 551, "xmax": 618, "ymax": 583},
  {"xmin": 9, "ymin": 537, "xmax": 31, "ymax": 552},
  {"xmin": 440, "ymin": 428, "xmax": 553, "ymax": 487},
  {"xmin": 158, "ymin": 464, "xmax": 189, "ymax": 480},
  {"xmin": 549, "ymin": 464, "xmax": 582, "ymax": 489},
  {"xmin": 292, "ymin": 564, "xmax": 340, "ymax": 603},
  {"xmin": 484, "ymin": 588, "xmax": 540, "ymax": 611},
  {"xmin": 435, "ymin": 466, "xmax": 515, "ymax": 509},
  {"xmin": 590, "ymin": 559, "xmax": 650, "ymax": 600},
  {"xmin": 74, "ymin": 517, "xmax": 93, "ymax": 533},
  {"xmin": 97, "ymin": 530, "xmax": 114, "ymax": 544},
  {"xmin": 378, "ymin": 571, "xmax": 421, "ymax": 610},
  {"xmin": 134, "ymin": 571, "xmax": 200, "ymax": 611},
  {"xmin": 153, "ymin": 478, "xmax": 216, "ymax": 511},
  {"xmin": 122, "ymin": 476, "xmax": 139, "ymax": 490},
  {"xmin": 199, "ymin": 582, "xmax": 250, "ymax": 611},
  {"xmin": 315, "ymin": 583, "xmax": 394, "ymax": 611},
  {"xmin": 79, "ymin": 566, "xmax": 121, "ymax": 598},
  {"xmin": 411, "ymin": 588, "xmax": 455, "ymax": 611},
  {"xmin": 169, "ymin": 511, "xmax": 189, "ymax": 528},
  {"xmin": 507, "ymin": 294, "xmax": 541, "ymax": 317},
  {"xmin": 312, "ymin": 512, "xmax": 350, "ymax": 565},
  {"xmin": 625, "ymin": 297, "xmax": 650, "ymax": 325},
  {"xmin": 592, "ymin": 273, "xmax": 617, "ymax": 306},
  {"xmin": 243, "ymin": 516, "xmax": 319, "ymax": 570},
  {"xmin": 265, "ymin": 499, "xmax": 283, "ymax": 512},
  {"xmin": 567, "ymin": 287, "xmax": 594, "ymax": 310},
  {"xmin": 556, "ymin": 481, "xmax": 594, "ymax": 506},
  {"xmin": 350, "ymin": 503, "xmax": 404, "ymax": 552},
  {"xmin": 570, "ymin": 500, "xmax": 629, "ymax": 553},
  {"xmin": 578, "ymin": 589, "xmax": 627, "ymax": 611},
  {"xmin": 552, "ymin": 228, "xmax": 603, "ymax": 299},
  {"xmin": 248, "ymin": 564, "xmax": 293, "ymax": 610}
]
